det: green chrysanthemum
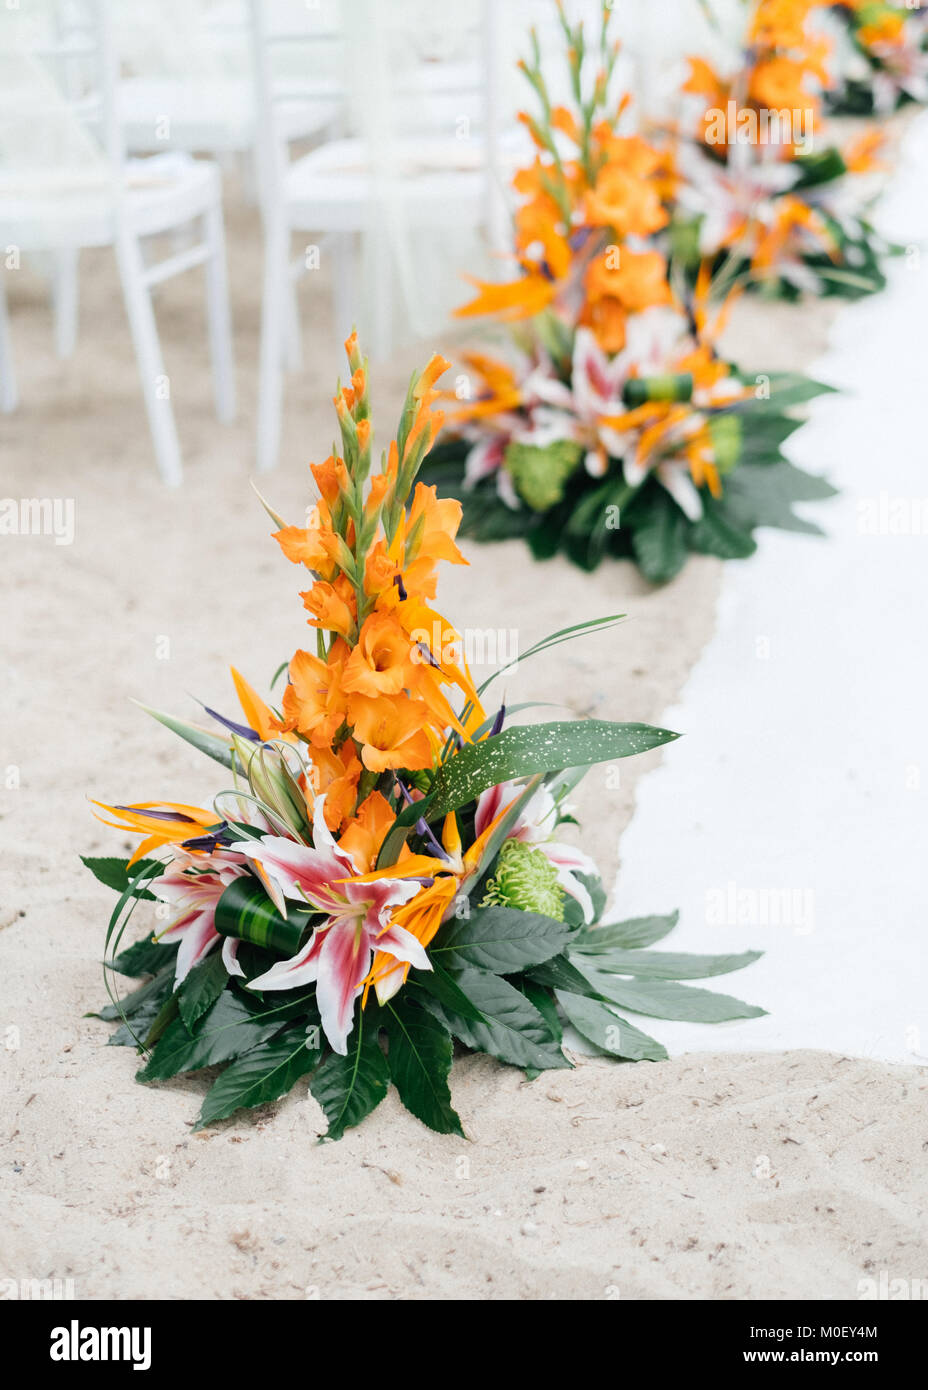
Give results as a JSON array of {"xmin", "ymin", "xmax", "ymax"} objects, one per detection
[
  {"xmin": 504, "ymin": 439, "xmax": 582, "ymax": 512},
  {"xmin": 481, "ymin": 839, "xmax": 565, "ymax": 921}
]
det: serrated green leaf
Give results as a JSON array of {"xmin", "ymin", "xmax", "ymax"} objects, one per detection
[
  {"xmin": 571, "ymin": 947, "xmax": 762, "ymax": 980},
  {"xmin": 555, "ymin": 989, "xmax": 668, "ymax": 1061},
  {"xmin": 431, "ymin": 905, "xmax": 571, "ymax": 974},
  {"xmin": 178, "ymin": 953, "xmax": 229, "ymax": 1032},
  {"xmin": 421, "ymin": 967, "xmax": 570, "ymax": 1072},
  {"xmin": 575, "ymin": 912, "xmax": 679, "ymax": 952},
  {"xmin": 383, "ymin": 999, "xmax": 464, "ymax": 1137},
  {"xmin": 309, "ymin": 1009, "xmax": 390, "ymax": 1140},
  {"xmin": 576, "ymin": 968, "xmax": 766, "ymax": 1022},
  {"xmin": 194, "ymin": 1028, "xmax": 321, "ymax": 1128}
]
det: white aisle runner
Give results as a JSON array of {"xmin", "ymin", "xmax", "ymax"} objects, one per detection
[{"xmin": 610, "ymin": 114, "xmax": 928, "ymax": 1065}]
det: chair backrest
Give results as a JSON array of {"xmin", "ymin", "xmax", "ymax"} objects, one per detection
[{"xmin": 0, "ymin": 0, "xmax": 123, "ymax": 200}]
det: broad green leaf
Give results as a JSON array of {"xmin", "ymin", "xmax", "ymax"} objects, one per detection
[
  {"xmin": 431, "ymin": 905, "xmax": 571, "ymax": 974},
  {"xmin": 178, "ymin": 953, "xmax": 229, "ymax": 1032},
  {"xmin": 577, "ymin": 968, "xmax": 766, "ymax": 1023},
  {"xmin": 426, "ymin": 719, "xmax": 679, "ymax": 818},
  {"xmin": 383, "ymin": 999, "xmax": 464, "ymax": 1137},
  {"xmin": 310, "ymin": 1009, "xmax": 390, "ymax": 1141},
  {"xmin": 422, "ymin": 967, "xmax": 570, "ymax": 1072},
  {"xmin": 688, "ymin": 498, "xmax": 757, "ymax": 561},
  {"xmin": 571, "ymin": 947, "xmax": 762, "ymax": 980},
  {"xmin": 194, "ymin": 1028, "xmax": 322, "ymax": 1128},
  {"xmin": 629, "ymin": 490, "xmax": 689, "ymax": 585},
  {"xmin": 83, "ymin": 856, "xmax": 158, "ymax": 901},
  {"xmin": 739, "ymin": 373, "xmax": 836, "ymax": 413},
  {"xmin": 575, "ymin": 912, "xmax": 679, "ymax": 952},
  {"xmin": 722, "ymin": 461, "xmax": 836, "ymax": 537},
  {"xmin": 408, "ymin": 961, "xmax": 487, "ymax": 1025},
  {"xmin": 527, "ymin": 953, "xmax": 602, "ymax": 996},
  {"xmin": 102, "ymin": 969, "xmax": 175, "ymax": 1048},
  {"xmin": 132, "ymin": 700, "xmax": 237, "ymax": 771},
  {"xmin": 108, "ymin": 932, "xmax": 176, "ymax": 978},
  {"xmin": 515, "ymin": 977, "xmax": 562, "ymax": 1043},
  {"xmin": 137, "ymin": 989, "xmax": 303, "ymax": 1080},
  {"xmin": 98, "ymin": 964, "xmax": 174, "ymax": 1021},
  {"xmin": 555, "ymin": 989, "xmax": 668, "ymax": 1061}
]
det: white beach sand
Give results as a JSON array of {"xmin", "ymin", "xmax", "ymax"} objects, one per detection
[{"xmin": 1, "ymin": 178, "xmax": 923, "ymax": 1300}]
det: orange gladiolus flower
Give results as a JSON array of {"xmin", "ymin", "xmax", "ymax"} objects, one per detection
[
  {"xmin": 342, "ymin": 612, "xmax": 413, "ymax": 697},
  {"xmin": 347, "ymin": 692, "xmax": 433, "ymax": 772},
  {"xmin": 300, "ymin": 576, "xmax": 356, "ymax": 640},
  {"xmin": 280, "ymin": 646, "xmax": 348, "ymax": 749},
  {"xmin": 337, "ymin": 790, "xmax": 396, "ymax": 873}
]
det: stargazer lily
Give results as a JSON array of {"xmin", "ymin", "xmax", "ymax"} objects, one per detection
[
  {"xmin": 235, "ymin": 796, "xmax": 435, "ymax": 1054},
  {"xmin": 149, "ymin": 850, "xmax": 247, "ymax": 985}
]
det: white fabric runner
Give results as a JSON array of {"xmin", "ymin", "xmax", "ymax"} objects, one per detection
[{"xmin": 608, "ymin": 111, "xmax": 928, "ymax": 1066}]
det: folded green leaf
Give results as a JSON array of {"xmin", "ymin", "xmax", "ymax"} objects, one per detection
[
  {"xmin": 383, "ymin": 999, "xmax": 464, "ymax": 1137},
  {"xmin": 195, "ymin": 1028, "xmax": 322, "ymax": 1128},
  {"xmin": 214, "ymin": 876, "xmax": 312, "ymax": 955}
]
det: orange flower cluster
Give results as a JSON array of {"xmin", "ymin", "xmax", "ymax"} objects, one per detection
[
  {"xmin": 684, "ymin": 0, "xmax": 833, "ymax": 149},
  {"xmin": 455, "ymin": 2, "xmax": 674, "ymax": 356},
  {"xmin": 258, "ymin": 336, "xmax": 485, "ymax": 838}
]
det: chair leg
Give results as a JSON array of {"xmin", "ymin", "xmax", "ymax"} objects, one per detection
[
  {"xmin": 283, "ymin": 272, "xmax": 302, "ymax": 373},
  {"xmin": 0, "ymin": 272, "xmax": 18, "ymax": 412},
  {"xmin": 115, "ymin": 231, "xmax": 184, "ymax": 487},
  {"xmin": 53, "ymin": 248, "xmax": 80, "ymax": 359},
  {"xmin": 203, "ymin": 203, "xmax": 237, "ymax": 424},
  {"xmin": 256, "ymin": 216, "xmax": 288, "ymax": 473}
]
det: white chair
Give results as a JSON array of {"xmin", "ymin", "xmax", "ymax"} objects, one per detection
[
  {"xmin": 248, "ymin": 0, "xmax": 517, "ymax": 473},
  {"xmin": 0, "ymin": 0, "xmax": 236, "ymax": 486}
]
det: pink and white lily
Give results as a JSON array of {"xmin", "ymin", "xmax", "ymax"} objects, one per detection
[
  {"xmin": 151, "ymin": 849, "xmax": 247, "ymax": 986},
  {"xmin": 475, "ymin": 779, "xmax": 599, "ymax": 923},
  {"xmin": 234, "ymin": 797, "xmax": 431, "ymax": 1054}
]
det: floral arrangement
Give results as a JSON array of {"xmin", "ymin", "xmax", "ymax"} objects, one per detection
[
  {"xmin": 671, "ymin": 0, "xmax": 896, "ymax": 299},
  {"xmin": 84, "ymin": 338, "xmax": 764, "ymax": 1137},
  {"xmin": 824, "ymin": 1, "xmax": 928, "ymax": 114},
  {"xmin": 422, "ymin": 2, "xmax": 836, "ymax": 583}
]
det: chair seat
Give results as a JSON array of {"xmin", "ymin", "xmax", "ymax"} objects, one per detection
[
  {"xmin": 118, "ymin": 76, "xmax": 342, "ymax": 153},
  {"xmin": 284, "ymin": 136, "xmax": 515, "ymax": 231},
  {"xmin": 0, "ymin": 153, "xmax": 221, "ymax": 250}
]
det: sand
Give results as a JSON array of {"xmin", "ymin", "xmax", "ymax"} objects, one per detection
[{"xmin": 1, "ymin": 179, "xmax": 923, "ymax": 1301}]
